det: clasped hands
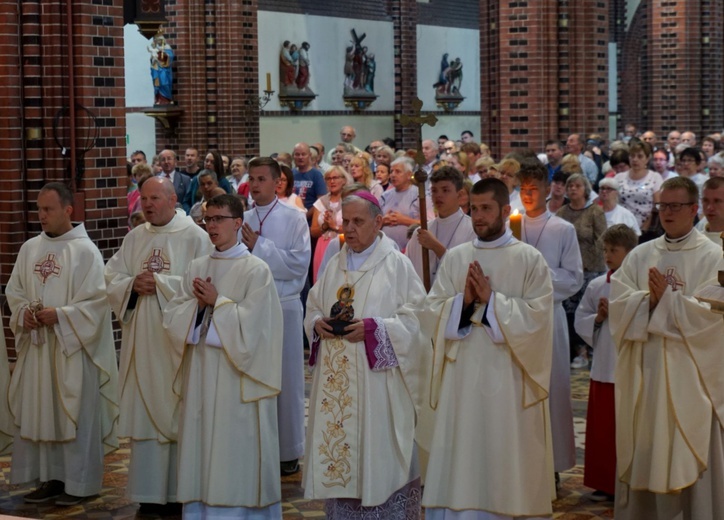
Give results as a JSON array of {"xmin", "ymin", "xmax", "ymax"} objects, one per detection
[
  {"xmin": 193, "ymin": 276, "xmax": 218, "ymax": 308},
  {"xmin": 462, "ymin": 260, "xmax": 492, "ymax": 308},
  {"xmin": 23, "ymin": 307, "xmax": 58, "ymax": 329},
  {"xmin": 314, "ymin": 318, "xmax": 365, "ymax": 343},
  {"xmin": 648, "ymin": 267, "xmax": 667, "ymax": 310}
]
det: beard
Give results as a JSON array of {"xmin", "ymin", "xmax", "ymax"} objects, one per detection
[{"xmin": 473, "ymin": 214, "xmax": 506, "ymax": 241}]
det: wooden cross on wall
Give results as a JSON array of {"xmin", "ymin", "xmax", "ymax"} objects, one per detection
[{"xmin": 399, "ymin": 98, "xmax": 438, "ymax": 167}]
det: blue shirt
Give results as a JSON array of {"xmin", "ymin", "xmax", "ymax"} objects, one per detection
[{"xmin": 293, "ymin": 167, "xmax": 327, "ymax": 209}]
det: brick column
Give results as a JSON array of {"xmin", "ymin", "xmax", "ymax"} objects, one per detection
[
  {"xmin": 0, "ymin": 0, "xmax": 127, "ymax": 354},
  {"xmin": 700, "ymin": 0, "xmax": 723, "ymax": 134},
  {"xmin": 391, "ymin": 0, "xmax": 418, "ymax": 150},
  {"xmin": 162, "ymin": 0, "xmax": 260, "ymax": 157}
]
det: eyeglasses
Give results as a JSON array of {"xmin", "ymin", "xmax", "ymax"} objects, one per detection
[
  {"xmin": 655, "ymin": 202, "xmax": 695, "ymax": 212},
  {"xmin": 326, "ymin": 176, "xmax": 345, "ymax": 181},
  {"xmin": 202, "ymin": 215, "xmax": 237, "ymax": 225}
]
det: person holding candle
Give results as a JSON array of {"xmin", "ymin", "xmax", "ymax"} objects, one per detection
[
  {"xmin": 556, "ymin": 173, "xmax": 607, "ymax": 369},
  {"xmin": 516, "ymin": 161, "xmax": 583, "ymax": 484}
]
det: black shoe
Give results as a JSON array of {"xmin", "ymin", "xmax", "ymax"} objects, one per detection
[
  {"xmin": 56, "ymin": 492, "xmax": 87, "ymax": 506},
  {"xmin": 24, "ymin": 480, "xmax": 65, "ymax": 503},
  {"xmin": 280, "ymin": 459, "xmax": 300, "ymax": 476},
  {"xmin": 138, "ymin": 502, "xmax": 165, "ymax": 515}
]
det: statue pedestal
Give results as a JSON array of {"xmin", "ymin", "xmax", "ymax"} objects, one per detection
[
  {"xmin": 142, "ymin": 106, "xmax": 183, "ymax": 137},
  {"xmin": 695, "ymin": 272, "xmax": 724, "ymax": 314}
]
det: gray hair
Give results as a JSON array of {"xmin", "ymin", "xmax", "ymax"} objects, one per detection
[
  {"xmin": 342, "ymin": 194, "xmax": 382, "ymax": 219},
  {"xmin": 391, "ymin": 157, "xmax": 414, "ymax": 173},
  {"xmin": 565, "ymin": 172, "xmax": 592, "ymax": 199},
  {"xmin": 198, "ymin": 169, "xmax": 218, "ymax": 183},
  {"xmin": 708, "ymin": 154, "xmax": 724, "ymax": 167}
]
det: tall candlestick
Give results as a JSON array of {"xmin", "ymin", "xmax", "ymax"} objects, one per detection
[
  {"xmin": 509, "ymin": 209, "xmax": 522, "ymax": 240},
  {"xmin": 266, "ymin": 72, "xmax": 271, "ymax": 92}
]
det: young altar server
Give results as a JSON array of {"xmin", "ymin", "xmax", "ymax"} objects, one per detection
[
  {"xmin": 7, "ymin": 182, "xmax": 119, "ymax": 506},
  {"xmin": 421, "ymin": 178, "xmax": 555, "ymax": 519},
  {"xmin": 241, "ymin": 156, "xmax": 311, "ymax": 475},
  {"xmin": 164, "ymin": 194, "xmax": 284, "ymax": 518},
  {"xmin": 406, "ymin": 166, "xmax": 476, "ymax": 285},
  {"xmin": 574, "ymin": 224, "xmax": 638, "ymax": 501}
]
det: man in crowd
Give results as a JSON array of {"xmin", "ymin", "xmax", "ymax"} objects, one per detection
[
  {"xmin": 421, "ymin": 178, "xmax": 554, "ymax": 519},
  {"xmin": 241, "ymin": 157, "xmax": 311, "ymax": 476},
  {"xmin": 545, "ymin": 140, "xmax": 564, "ymax": 180},
  {"xmin": 189, "ymin": 170, "xmax": 220, "ymax": 224},
  {"xmin": 304, "ymin": 192, "xmax": 426, "ymax": 518},
  {"xmin": 680, "ymin": 131, "xmax": 697, "ymax": 147},
  {"xmin": 652, "ymin": 148, "xmax": 678, "ymax": 181},
  {"xmin": 105, "ymin": 177, "xmax": 211, "ymax": 515},
  {"xmin": 461, "ymin": 130, "xmax": 475, "ymax": 143},
  {"xmin": 380, "ymin": 157, "xmax": 421, "ymax": 250},
  {"xmin": 566, "ymin": 133, "xmax": 599, "ymax": 185},
  {"xmin": 131, "ymin": 150, "xmax": 147, "ymax": 165},
  {"xmin": 157, "ymin": 149, "xmax": 191, "ymax": 212},
  {"xmin": 422, "ymin": 139, "xmax": 438, "ymax": 174},
  {"xmin": 611, "ymin": 176, "xmax": 724, "ymax": 518},
  {"xmin": 697, "ymin": 176, "xmax": 724, "ymax": 245},
  {"xmin": 181, "ymin": 147, "xmax": 201, "ymax": 177},
  {"xmin": 516, "ymin": 161, "xmax": 583, "ymax": 482},
  {"xmin": 227, "ymin": 157, "xmax": 248, "ymax": 193},
  {"xmin": 164, "ymin": 194, "xmax": 284, "ymax": 518},
  {"xmin": 7, "ymin": 182, "xmax": 119, "ymax": 506},
  {"xmin": 292, "ymin": 142, "xmax": 327, "ymax": 219}
]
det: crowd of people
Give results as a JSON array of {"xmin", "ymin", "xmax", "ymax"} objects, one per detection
[{"xmin": 0, "ymin": 122, "xmax": 722, "ymax": 520}]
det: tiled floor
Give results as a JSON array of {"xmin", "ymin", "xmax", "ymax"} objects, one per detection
[{"xmin": 0, "ymin": 367, "xmax": 611, "ymax": 519}]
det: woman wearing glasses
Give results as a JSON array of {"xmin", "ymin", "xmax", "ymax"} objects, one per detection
[{"xmin": 310, "ymin": 166, "xmax": 352, "ymax": 282}]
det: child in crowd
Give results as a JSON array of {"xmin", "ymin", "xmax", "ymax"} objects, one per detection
[{"xmin": 574, "ymin": 223, "xmax": 638, "ymax": 502}]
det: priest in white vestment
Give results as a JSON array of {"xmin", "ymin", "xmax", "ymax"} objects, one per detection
[
  {"xmin": 240, "ymin": 157, "xmax": 311, "ymax": 476},
  {"xmin": 610, "ymin": 177, "xmax": 724, "ymax": 519},
  {"xmin": 406, "ymin": 166, "xmax": 476, "ymax": 286},
  {"xmin": 421, "ymin": 178, "xmax": 555, "ymax": 519},
  {"xmin": 516, "ymin": 163, "xmax": 582, "ymax": 475},
  {"xmin": 163, "ymin": 194, "xmax": 284, "ymax": 519},
  {"xmin": 7, "ymin": 183, "xmax": 119, "ymax": 505},
  {"xmin": 105, "ymin": 177, "xmax": 211, "ymax": 511},
  {"xmin": 304, "ymin": 192, "xmax": 427, "ymax": 519}
]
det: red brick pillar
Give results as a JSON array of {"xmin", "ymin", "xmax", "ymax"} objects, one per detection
[
  {"xmin": 699, "ymin": 0, "xmax": 723, "ymax": 134},
  {"xmin": 0, "ymin": 0, "xmax": 127, "ymax": 354},
  {"xmin": 391, "ymin": 0, "xmax": 418, "ymax": 150},
  {"xmin": 162, "ymin": 0, "xmax": 260, "ymax": 157}
]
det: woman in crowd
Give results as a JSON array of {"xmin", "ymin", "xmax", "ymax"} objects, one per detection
[
  {"xmin": 597, "ymin": 178, "xmax": 641, "ymax": 235},
  {"xmin": 349, "ymin": 154, "xmax": 383, "ymax": 200},
  {"xmin": 614, "ymin": 140, "xmax": 662, "ymax": 229},
  {"xmin": 557, "ymin": 173, "xmax": 607, "ymax": 369},
  {"xmin": 496, "ymin": 158, "xmax": 524, "ymax": 213},
  {"xmin": 547, "ymin": 170, "xmax": 569, "ymax": 213},
  {"xmin": 276, "ymin": 164, "xmax": 306, "ymax": 211},
  {"xmin": 331, "ymin": 143, "xmax": 353, "ymax": 166},
  {"xmin": 374, "ymin": 145, "xmax": 396, "ymax": 168},
  {"xmin": 375, "ymin": 162, "xmax": 392, "ymax": 192},
  {"xmin": 310, "ymin": 166, "xmax": 351, "ymax": 282}
]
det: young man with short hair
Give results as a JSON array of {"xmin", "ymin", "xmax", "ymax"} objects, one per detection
[
  {"xmin": 164, "ymin": 194, "xmax": 283, "ymax": 518},
  {"xmin": 696, "ymin": 176, "xmax": 724, "ymax": 245},
  {"xmin": 405, "ymin": 166, "xmax": 475, "ymax": 284}
]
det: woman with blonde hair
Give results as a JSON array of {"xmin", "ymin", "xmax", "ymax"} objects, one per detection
[
  {"xmin": 310, "ymin": 166, "xmax": 352, "ymax": 281},
  {"xmin": 349, "ymin": 154, "xmax": 384, "ymax": 200},
  {"xmin": 496, "ymin": 157, "xmax": 524, "ymax": 213}
]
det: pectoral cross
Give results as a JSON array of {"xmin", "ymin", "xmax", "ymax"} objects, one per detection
[{"xmin": 399, "ymin": 97, "xmax": 438, "ymax": 291}]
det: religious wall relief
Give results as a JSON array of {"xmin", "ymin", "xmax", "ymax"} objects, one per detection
[
  {"xmin": 433, "ymin": 53, "xmax": 465, "ymax": 111},
  {"xmin": 278, "ymin": 40, "xmax": 317, "ymax": 110},
  {"xmin": 342, "ymin": 29, "xmax": 378, "ymax": 110}
]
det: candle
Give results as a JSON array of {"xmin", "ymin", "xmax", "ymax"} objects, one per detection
[
  {"xmin": 266, "ymin": 72, "xmax": 271, "ymax": 92},
  {"xmin": 509, "ymin": 209, "xmax": 522, "ymax": 240}
]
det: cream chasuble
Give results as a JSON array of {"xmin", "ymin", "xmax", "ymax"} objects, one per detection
[
  {"xmin": 105, "ymin": 214, "xmax": 211, "ymax": 443},
  {"xmin": 6, "ymin": 224, "xmax": 119, "ymax": 491},
  {"xmin": 420, "ymin": 233, "xmax": 555, "ymax": 517},
  {"xmin": 303, "ymin": 234, "xmax": 427, "ymax": 507},
  {"xmin": 163, "ymin": 243, "xmax": 283, "ymax": 511},
  {"xmin": 610, "ymin": 230, "xmax": 724, "ymax": 498}
]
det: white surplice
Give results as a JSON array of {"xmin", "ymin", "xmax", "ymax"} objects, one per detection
[
  {"xmin": 244, "ymin": 197, "xmax": 311, "ymax": 462},
  {"xmin": 610, "ymin": 230, "xmax": 724, "ymax": 519},
  {"xmin": 574, "ymin": 274, "xmax": 614, "ymax": 383},
  {"xmin": 104, "ymin": 214, "xmax": 212, "ymax": 503},
  {"xmin": 303, "ymin": 234, "xmax": 427, "ymax": 507},
  {"xmin": 405, "ymin": 209, "xmax": 477, "ymax": 286},
  {"xmin": 163, "ymin": 243, "xmax": 283, "ymax": 517},
  {"xmin": 7, "ymin": 224, "xmax": 119, "ymax": 496},
  {"xmin": 522, "ymin": 212, "xmax": 582, "ymax": 471},
  {"xmin": 420, "ymin": 230, "xmax": 555, "ymax": 518}
]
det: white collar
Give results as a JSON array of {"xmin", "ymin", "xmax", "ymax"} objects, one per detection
[
  {"xmin": 211, "ymin": 241, "xmax": 249, "ymax": 259},
  {"xmin": 474, "ymin": 228, "xmax": 515, "ymax": 249}
]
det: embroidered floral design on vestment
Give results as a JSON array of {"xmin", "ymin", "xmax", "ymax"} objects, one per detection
[{"xmin": 319, "ymin": 337, "xmax": 352, "ymax": 488}]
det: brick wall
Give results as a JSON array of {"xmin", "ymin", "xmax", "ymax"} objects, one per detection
[
  {"xmin": 391, "ymin": 0, "xmax": 419, "ymax": 150},
  {"xmin": 481, "ymin": 0, "xmax": 608, "ymax": 156},
  {"xmin": 0, "ymin": 0, "xmax": 127, "ymax": 356},
  {"xmin": 160, "ymin": 0, "xmax": 260, "ymax": 158}
]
